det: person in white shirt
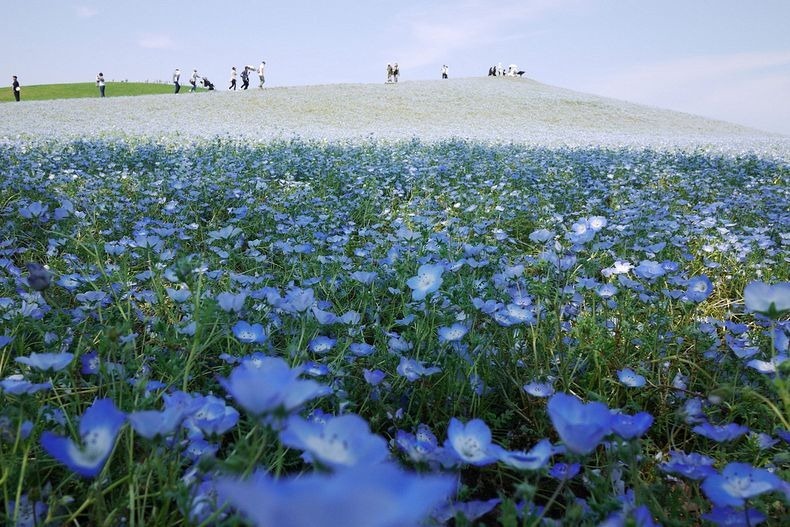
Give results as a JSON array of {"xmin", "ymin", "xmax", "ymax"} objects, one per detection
[
  {"xmin": 229, "ymin": 67, "xmax": 237, "ymax": 90},
  {"xmin": 441, "ymin": 65, "xmax": 449, "ymax": 79},
  {"xmin": 257, "ymin": 61, "xmax": 266, "ymax": 89},
  {"xmin": 189, "ymin": 69, "xmax": 199, "ymax": 92},
  {"xmin": 96, "ymin": 72, "xmax": 106, "ymax": 97},
  {"xmin": 173, "ymin": 68, "xmax": 181, "ymax": 93}
]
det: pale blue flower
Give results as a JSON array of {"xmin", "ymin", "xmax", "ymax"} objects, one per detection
[{"xmin": 406, "ymin": 263, "xmax": 444, "ymax": 301}]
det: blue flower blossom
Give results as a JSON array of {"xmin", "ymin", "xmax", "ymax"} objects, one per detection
[
  {"xmin": 693, "ymin": 421, "xmax": 749, "ymax": 442},
  {"xmin": 547, "ymin": 393, "xmax": 612, "ymax": 455},
  {"xmin": 685, "ymin": 275, "xmax": 713, "ymax": 302},
  {"xmin": 437, "ymin": 322, "xmax": 469, "ymax": 343},
  {"xmin": 280, "ymin": 414, "xmax": 389, "ymax": 469},
  {"xmin": 617, "ymin": 368, "xmax": 646, "ymax": 388},
  {"xmin": 308, "ymin": 335, "xmax": 337, "ymax": 355},
  {"xmin": 406, "ymin": 263, "xmax": 444, "ymax": 301},
  {"xmin": 659, "ymin": 451, "xmax": 717, "ymax": 480},
  {"xmin": 396, "ymin": 356, "xmax": 441, "ymax": 381},
  {"xmin": 444, "ymin": 418, "xmax": 502, "ymax": 466},
  {"xmin": 40, "ymin": 398, "xmax": 125, "ymax": 477},
  {"xmin": 701, "ymin": 462, "xmax": 784, "ymax": 507},
  {"xmin": 523, "ymin": 380, "xmax": 555, "ymax": 398},
  {"xmin": 743, "ymin": 281, "xmax": 790, "ymax": 317},
  {"xmin": 231, "ymin": 320, "xmax": 268, "ymax": 344},
  {"xmin": 498, "ymin": 439, "xmax": 553, "ymax": 471},
  {"xmin": 15, "ymin": 352, "xmax": 74, "ymax": 372},
  {"xmin": 701, "ymin": 506, "xmax": 767, "ymax": 526},
  {"xmin": 220, "ymin": 357, "xmax": 331, "ymax": 417},
  {"xmin": 610, "ymin": 411, "xmax": 653, "ymax": 440},
  {"xmin": 217, "ymin": 463, "xmax": 455, "ymax": 527}
]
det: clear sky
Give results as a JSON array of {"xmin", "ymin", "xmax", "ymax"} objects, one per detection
[{"xmin": 4, "ymin": 0, "xmax": 790, "ymax": 134}]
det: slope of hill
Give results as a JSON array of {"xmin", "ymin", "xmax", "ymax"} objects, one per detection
[{"xmin": 1, "ymin": 77, "xmax": 786, "ymax": 152}]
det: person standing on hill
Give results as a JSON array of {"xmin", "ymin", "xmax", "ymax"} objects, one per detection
[
  {"xmin": 173, "ymin": 68, "xmax": 181, "ymax": 93},
  {"xmin": 229, "ymin": 67, "xmax": 237, "ymax": 90},
  {"xmin": 96, "ymin": 72, "xmax": 106, "ymax": 97},
  {"xmin": 393, "ymin": 63, "xmax": 400, "ymax": 83},
  {"xmin": 441, "ymin": 65, "xmax": 449, "ymax": 79},
  {"xmin": 257, "ymin": 61, "xmax": 266, "ymax": 89},
  {"xmin": 11, "ymin": 76, "xmax": 20, "ymax": 101},
  {"xmin": 189, "ymin": 69, "xmax": 199, "ymax": 92},
  {"xmin": 386, "ymin": 63, "xmax": 393, "ymax": 83}
]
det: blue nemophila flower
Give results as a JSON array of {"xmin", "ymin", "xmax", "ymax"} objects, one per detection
[
  {"xmin": 548, "ymin": 462, "xmax": 581, "ymax": 480},
  {"xmin": 498, "ymin": 438, "xmax": 553, "ymax": 471},
  {"xmin": 349, "ymin": 342, "xmax": 375, "ymax": 357},
  {"xmin": 433, "ymin": 497, "xmax": 501, "ymax": 524},
  {"xmin": 350, "ymin": 270, "xmax": 377, "ymax": 285},
  {"xmin": 7, "ymin": 494, "xmax": 48, "ymax": 527},
  {"xmin": 308, "ymin": 335, "xmax": 337, "ymax": 355},
  {"xmin": 693, "ymin": 421, "xmax": 749, "ymax": 442},
  {"xmin": 0, "ymin": 335, "xmax": 12, "ymax": 348},
  {"xmin": 610, "ymin": 411, "xmax": 654, "ymax": 440},
  {"xmin": 444, "ymin": 418, "xmax": 503, "ymax": 466},
  {"xmin": 529, "ymin": 228, "xmax": 554, "ymax": 243},
  {"xmin": 743, "ymin": 281, "xmax": 790, "ymax": 317},
  {"xmin": 617, "ymin": 368, "xmax": 646, "ymax": 388},
  {"xmin": 15, "ymin": 352, "xmax": 74, "ymax": 372},
  {"xmin": 547, "ymin": 393, "xmax": 612, "ymax": 455},
  {"xmin": 128, "ymin": 407, "xmax": 185, "ymax": 439},
  {"xmin": 633, "ymin": 260, "xmax": 665, "ymax": 280},
  {"xmin": 231, "ymin": 320, "xmax": 268, "ymax": 344},
  {"xmin": 406, "ymin": 263, "xmax": 444, "ymax": 301},
  {"xmin": 363, "ymin": 368, "xmax": 385, "ymax": 386},
  {"xmin": 280, "ymin": 414, "xmax": 389, "ymax": 469},
  {"xmin": 40, "ymin": 398, "xmax": 125, "ymax": 477},
  {"xmin": 220, "ymin": 357, "xmax": 331, "ymax": 417},
  {"xmin": 166, "ymin": 287, "xmax": 191, "ymax": 303},
  {"xmin": 701, "ymin": 506, "xmax": 767, "ymax": 526},
  {"xmin": 81, "ymin": 350, "xmax": 100, "ymax": 375},
  {"xmin": 395, "ymin": 424, "xmax": 441, "ymax": 463},
  {"xmin": 701, "ymin": 462, "xmax": 784, "ymax": 508},
  {"xmin": 659, "ymin": 450, "xmax": 717, "ymax": 480},
  {"xmin": 523, "ymin": 380, "xmax": 555, "ymax": 398},
  {"xmin": 0, "ymin": 374, "xmax": 51, "ymax": 395},
  {"xmin": 217, "ymin": 462, "xmax": 455, "ymax": 527},
  {"xmin": 396, "ymin": 356, "xmax": 441, "ymax": 381},
  {"xmin": 216, "ymin": 291, "xmax": 247, "ymax": 313},
  {"xmin": 685, "ymin": 275, "xmax": 713, "ymax": 302},
  {"xmin": 437, "ymin": 322, "xmax": 469, "ymax": 343},
  {"xmin": 186, "ymin": 395, "xmax": 239, "ymax": 437}
]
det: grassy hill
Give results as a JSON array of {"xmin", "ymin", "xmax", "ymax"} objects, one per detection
[
  {"xmin": 0, "ymin": 81, "xmax": 188, "ymax": 102},
  {"xmin": 0, "ymin": 77, "xmax": 784, "ymax": 149}
]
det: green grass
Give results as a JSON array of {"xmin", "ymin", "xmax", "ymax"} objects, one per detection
[{"xmin": 0, "ymin": 82, "xmax": 201, "ymax": 102}]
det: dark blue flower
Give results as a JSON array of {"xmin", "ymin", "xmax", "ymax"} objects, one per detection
[{"xmin": 40, "ymin": 398, "xmax": 125, "ymax": 477}]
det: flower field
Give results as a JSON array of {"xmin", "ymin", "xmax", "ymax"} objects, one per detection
[{"xmin": 1, "ymin": 118, "xmax": 789, "ymax": 524}]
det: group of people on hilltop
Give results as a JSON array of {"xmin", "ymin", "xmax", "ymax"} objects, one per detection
[
  {"xmin": 228, "ymin": 62, "xmax": 266, "ymax": 91},
  {"xmin": 488, "ymin": 63, "xmax": 525, "ymax": 77}
]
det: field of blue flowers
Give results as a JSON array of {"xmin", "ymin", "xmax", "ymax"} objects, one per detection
[{"xmin": 1, "ymin": 137, "xmax": 788, "ymax": 526}]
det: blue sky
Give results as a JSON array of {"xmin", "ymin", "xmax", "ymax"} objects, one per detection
[{"xmin": 5, "ymin": 0, "xmax": 790, "ymax": 134}]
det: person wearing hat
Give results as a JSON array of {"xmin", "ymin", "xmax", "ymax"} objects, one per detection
[
  {"xmin": 11, "ymin": 75, "xmax": 20, "ymax": 101},
  {"xmin": 257, "ymin": 61, "xmax": 266, "ymax": 89}
]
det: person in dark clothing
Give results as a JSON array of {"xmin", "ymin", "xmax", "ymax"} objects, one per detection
[
  {"xmin": 229, "ymin": 67, "xmax": 237, "ymax": 90},
  {"xmin": 12, "ymin": 76, "xmax": 20, "ymax": 101},
  {"xmin": 240, "ymin": 66, "xmax": 250, "ymax": 90}
]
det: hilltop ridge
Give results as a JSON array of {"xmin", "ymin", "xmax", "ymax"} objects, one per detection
[{"xmin": 1, "ymin": 77, "xmax": 786, "ymax": 150}]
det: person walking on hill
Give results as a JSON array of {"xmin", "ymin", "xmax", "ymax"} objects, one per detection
[
  {"xmin": 393, "ymin": 63, "xmax": 400, "ymax": 83},
  {"xmin": 96, "ymin": 72, "xmax": 106, "ymax": 97},
  {"xmin": 189, "ymin": 69, "xmax": 199, "ymax": 92},
  {"xmin": 11, "ymin": 75, "xmax": 20, "ymax": 101},
  {"xmin": 257, "ymin": 61, "xmax": 266, "ymax": 89},
  {"xmin": 441, "ymin": 65, "xmax": 449, "ymax": 79},
  {"xmin": 173, "ymin": 68, "xmax": 181, "ymax": 93},
  {"xmin": 229, "ymin": 67, "xmax": 237, "ymax": 90},
  {"xmin": 240, "ymin": 66, "xmax": 251, "ymax": 90},
  {"xmin": 386, "ymin": 63, "xmax": 393, "ymax": 83}
]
